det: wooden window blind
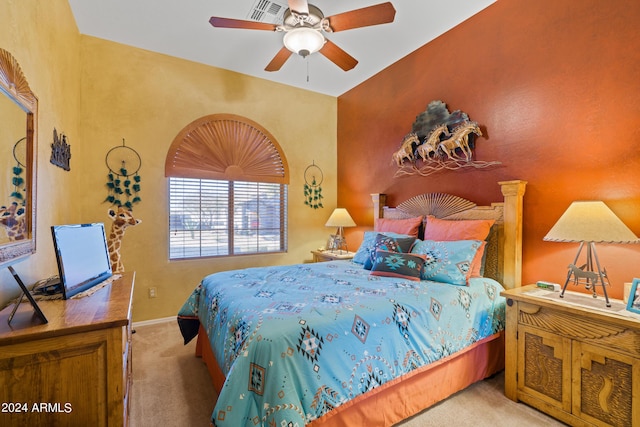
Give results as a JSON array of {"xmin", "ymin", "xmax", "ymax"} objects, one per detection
[{"xmin": 165, "ymin": 114, "xmax": 289, "ymax": 184}]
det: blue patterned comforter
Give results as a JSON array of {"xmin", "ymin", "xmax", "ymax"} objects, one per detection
[{"xmin": 178, "ymin": 260, "xmax": 506, "ymax": 426}]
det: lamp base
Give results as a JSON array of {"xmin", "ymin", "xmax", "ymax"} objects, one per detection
[
  {"xmin": 327, "ymin": 234, "xmax": 348, "ymax": 254},
  {"xmin": 559, "ymin": 241, "xmax": 611, "ymax": 307}
]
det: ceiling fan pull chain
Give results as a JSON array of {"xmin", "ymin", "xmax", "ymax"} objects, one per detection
[{"xmin": 306, "ymin": 59, "xmax": 310, "ymax": 82}]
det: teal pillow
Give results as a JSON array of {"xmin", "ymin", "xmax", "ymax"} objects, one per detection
[
  {"xmin": 410, "ymin": 239, "xmax": 482, "ymax": 285},
  {"xmin": 363, "ymin": 233, "xmax": 416, "ymax": 270},
  {"xmin": 370, "ymin": 250, "xmax": 425, "ymax": 281},
  {"xmin": 353, "ymin": 231, "xmax": 414, "ymax": 265}
]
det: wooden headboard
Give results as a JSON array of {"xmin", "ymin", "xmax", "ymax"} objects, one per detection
[{"xmin": 372, "ymin": 180, "xmax": 527, "ymax": 289}]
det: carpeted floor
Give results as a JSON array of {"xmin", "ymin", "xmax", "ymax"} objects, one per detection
[{"xmin": 130, "ymin": 320, "xmax": 565, "ymax": 427}]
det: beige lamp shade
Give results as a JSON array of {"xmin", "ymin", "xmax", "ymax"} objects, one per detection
[
  {"xmin": 325, "ymin": 208, "xmax": 356, "ymax": 228},
  {"xmin": 543, "ymin": 201, "xmax": 639, "ymax": 243}
]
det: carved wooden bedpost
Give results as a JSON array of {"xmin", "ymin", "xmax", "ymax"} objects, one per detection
[
  {"xmin": 371, "ymin": 193, "xmax": 387, "ymax": 221},
  {"xmin": 499, "ymin": 180, "xmax": 527, "ymax": 289}
]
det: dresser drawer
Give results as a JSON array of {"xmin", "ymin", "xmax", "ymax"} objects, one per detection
[{"xmin": 517, "ymin": 301, "xmax": 640, "ymax": 358}]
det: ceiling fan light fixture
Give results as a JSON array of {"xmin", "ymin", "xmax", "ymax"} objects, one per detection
[{"xmin": 283, "ymin": 27, "xmax": 325, "ymax": 57}]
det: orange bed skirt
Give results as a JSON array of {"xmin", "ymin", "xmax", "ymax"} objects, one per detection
[{"xmin": 195, "ymin": 325, "xmax": 505, "ymax": 426}]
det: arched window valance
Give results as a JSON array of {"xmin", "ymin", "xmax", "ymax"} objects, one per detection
[{"xmin": 165, "ymin": 114, "xmax": 289, "ymax": 184}]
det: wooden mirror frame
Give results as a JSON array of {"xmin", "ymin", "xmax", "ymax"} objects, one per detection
[{"xmin": 0, "ymin": 48, "xmax": 37, "ymax": 266}]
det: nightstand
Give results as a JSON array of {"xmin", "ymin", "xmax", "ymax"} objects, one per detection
[
  {"xmin": 501, "ymin": 285, "xmax": 640, "ymax": 427},
  {"xmin": 311, "ymin": 250, "xmax": 355, "ymax": 263}
]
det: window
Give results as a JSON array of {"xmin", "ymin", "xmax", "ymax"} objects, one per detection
[
  {"xmin": 169, "ymin": 178, "xmax": 287, "ymax": 258},
  {"xmin": 165, "ymin": 114, "xmax": 289, "ymax": 259}
]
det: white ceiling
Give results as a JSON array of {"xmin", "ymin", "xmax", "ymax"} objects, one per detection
[{"xmin": 68, "ymin": 0, "xmax": 496, "ymax": 97}]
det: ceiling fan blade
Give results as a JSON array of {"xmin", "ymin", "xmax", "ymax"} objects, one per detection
[
  {"xmin": 319, "ymin": 39, "xmax": 358, "ymax": 71},
  {"xmin": 265, "ymin": 47, "xmax": 293, "ymax": 72},
  {"xmin": 326, "ymin": 2, "xmax": 396, "ymax": 32},
  {"xmin": 209, "ymin": 17, "xmax": 278, "ymax": 31},
  {"xmin": 287, "ymin": 0, "xmax": 309, "ymax": 15}
]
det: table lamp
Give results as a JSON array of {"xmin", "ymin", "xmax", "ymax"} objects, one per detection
[
  {"xmin": 543, "ymin": 200, "xmax": 639, "ymax": 307},
  {"xmin": 325, "ymin": 208, "xmax": 356, "ymax": 253}
]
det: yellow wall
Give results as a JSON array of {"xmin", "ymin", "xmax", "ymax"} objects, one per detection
[{"xmin": 0, "ymin": 0, "xmax": 338, "ymax": 322}]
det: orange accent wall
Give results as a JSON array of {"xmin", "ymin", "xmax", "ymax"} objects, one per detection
[{"xmin": 337, "ymin": 0, "xmax": 640, "ymax": 299}]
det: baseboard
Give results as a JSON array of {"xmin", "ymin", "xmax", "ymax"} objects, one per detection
[{"xmin": 132, "ymin": 316, "xmax": 175, "ymax": 328}]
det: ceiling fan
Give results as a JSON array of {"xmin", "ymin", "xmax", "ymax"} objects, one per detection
[{"xmin": 209, "ymin": 1, "xmax": 396, "ymax": 72}]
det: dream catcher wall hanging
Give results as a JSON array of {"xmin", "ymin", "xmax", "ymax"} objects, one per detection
[
  {"xmin": 10, "ymin": 137, "xmax": 26, "ymax": 203},
  {"xmin": 304, "ymin": 161, "xmax": 324, "ymax": 209},
  {"xmin": 105, "ymin": 139, "xmax": 142, "ymax": 210}
]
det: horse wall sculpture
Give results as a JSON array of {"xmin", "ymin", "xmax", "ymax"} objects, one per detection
[
  {"xmin": 392, "ymin": 101, "xmax": 501, "ymax": 177},
  {"xmin": 392, "ymin": 133, "xmax": 419, "ymax": 166},
  {"xmin": 438, "ymin": 121, "xmax": 482, "ymax": 161},
  {"xmin": 416, "ymin": 123, "xmax": 450, "ymax": 161}
]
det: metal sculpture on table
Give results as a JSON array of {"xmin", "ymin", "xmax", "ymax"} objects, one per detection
[
  {"xmin": 392, "ymin": 100, "xmax": 500, "ymax": 177},
  {"xmin": 565, "ymin": 262, "xmax": 608, "ymax": 301}
]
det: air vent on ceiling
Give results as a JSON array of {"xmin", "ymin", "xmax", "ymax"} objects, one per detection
[{"xmin": 247, "ymin": 0, "xmax": 287, "ymax": 24}]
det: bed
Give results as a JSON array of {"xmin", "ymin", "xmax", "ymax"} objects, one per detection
[{"xmin": 178, "ymin": 179, "xmax": 527, "ymax": 426}]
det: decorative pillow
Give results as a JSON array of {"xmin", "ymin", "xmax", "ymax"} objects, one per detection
[
  {"xmin": 353, "ymin": 231, "xmax": 414, "ymax": 265},
  {"xmin": 470, "ymin": 241, "xmax": 487, "ymax": 277},
  {"xmin": 375, "ymin": 216, "xmax": 423, "ymax": 238},
  {"xmin": 424, "ymin": 215, "xmax": 494, "ymax": 277},
  {"xmin": 370, "ymin": 250, "xmax": 425, "ymax": 281},
  {"xmin": 363, "ymin": 233, "xmax": 416, "ymax": 270},
  {"xmin": 410, "ymin": 239, "xmax": 482, "ymax": 285},
  {"xmin": 423, "ymin": 215, "xmax": 494, "ymax": 241}
]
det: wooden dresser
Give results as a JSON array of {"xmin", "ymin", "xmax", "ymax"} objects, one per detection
[
  {"xmin": 501, "ymin": 285, "xmax": 640, "ymax": 427},
  {"xmin": 0, "ymin": 272, "xmax": 134, "ymax": 426}
]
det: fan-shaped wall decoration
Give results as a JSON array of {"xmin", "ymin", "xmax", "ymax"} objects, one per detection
[
  {"xmin": 396, "ymin": 193, "xmax": 476, "ymax": 219},
  {"xmin": 165, "ymin": 114, "xmax": 289, "ymax": 184},
  {"xmin": 0, "ymin": 49, "xmax": 37, "ymax": 109}
]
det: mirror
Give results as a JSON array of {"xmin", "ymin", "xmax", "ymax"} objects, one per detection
[{"xmin": 0, "ymin": 48, "xmax": 37, "ymax": 266}]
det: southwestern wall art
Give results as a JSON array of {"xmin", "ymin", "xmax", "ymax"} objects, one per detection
[
  {"xmin": 50, "ymin": 128, "xmax": 71, "ymax": 171},
  {"xmin": 392, "ymin": 100, "xmax": 500, "ymax": 177}
]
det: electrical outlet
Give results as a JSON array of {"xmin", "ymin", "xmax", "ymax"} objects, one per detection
[{"xmin": 148, "ymin": 287, "xmax": 157, "ymax": 298}]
